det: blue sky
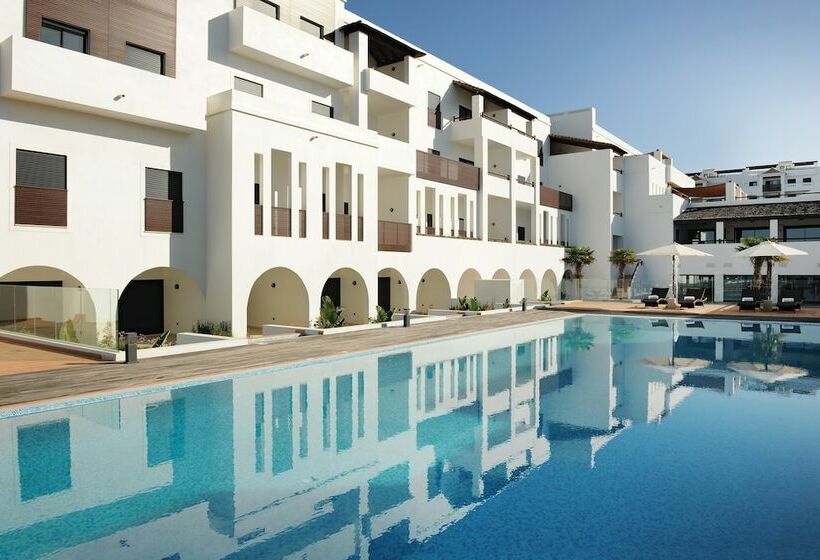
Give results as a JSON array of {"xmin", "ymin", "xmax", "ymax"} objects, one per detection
[{"xmin": 348, "ymin": 0, "xmax": 820, "ymax": 172}]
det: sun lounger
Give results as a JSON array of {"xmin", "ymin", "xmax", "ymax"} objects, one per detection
[
  {"xmin": 680, "ymin": 288, "xmax": 707, "ymax": 309},
  {"xmin": 737, "ymin": 288, "xmax": 760, "ymax": 311},
  {"xmin": 642, "ymin": 288, "xmax": 669, "ymax": 307},
  {"xmin": 777, "ymin": 289, "xmax": 803, "ymax": 312}
]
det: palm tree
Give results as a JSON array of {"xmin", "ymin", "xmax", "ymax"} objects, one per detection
[
  {"xmin": 609, "ymin": 248, "xmax": 638, "ymax": 299},
  {"xmin": 562, "ymin": 246, "xmax": 595, "ymax": 299},
  {"xmin": 764, "ymin": 255, "xmax": 789, "ymax": 300},
  {"xmin": 736, "ymin": 236, "xmax": 768, "ymax": 291}
]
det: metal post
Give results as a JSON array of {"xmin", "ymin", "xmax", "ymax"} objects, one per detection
[
  {"xmin": 125, "ymin": 332, "xmax": 138, "ymax": 363},
  {"xmin": 522, "ymin": 298, "xmax": 527, "ymax": 312},
  {"xmin": 403, "ymin": 309, "xmax": 411, "ymax": 328}
]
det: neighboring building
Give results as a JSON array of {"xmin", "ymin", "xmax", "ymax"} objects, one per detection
[
  {"xmin": 674, "ymin": 162, "xmax": 820, "ymax": 302},
  {"xmin": 0, "ymin": 0, "xmax": 704, "ymax": 341},
  {"xmin": 544, "ymin": 108, "xmax": 692, "ymax": 299}
]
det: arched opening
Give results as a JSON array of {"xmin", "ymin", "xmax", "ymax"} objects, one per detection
[
  {"xmin": 377, "ymin": 268, "xmax": 409, "ymax": 312},
  {"xmin": 321, "ymin": 268, "xmax": 369, "ymax": 325},
  {"xmin": 119, "ymin": 267, "xmax": 204, "ymax": 335},
  {"xmin": 541, "ymin": 269, "xmax": 559, "ymax": 302},
  {"xmin": 457, "ymin": 268, "xmax": 482, "ymax": 298},
  {"xmin": 492, "ymin": 269, "xmax": 511, "ymax": 280},
  {"xmin": 0, "ymin": 266, "xmax": 101, "ymax": 346},
  {"xmin": 416, "ymin": 269, "xmax": 451, "ymax": 313},
  {"xmin": 247, "ymin": 268, "xmax": 310, "ymax": 333},
  {"xmin": 520, "ymin": 269, "xmax": 538, "ymax": 300}
]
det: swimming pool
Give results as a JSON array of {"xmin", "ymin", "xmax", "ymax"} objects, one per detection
[{"xmin": 0, "ymin": 314, "xmax": 818, "ymax": 559}]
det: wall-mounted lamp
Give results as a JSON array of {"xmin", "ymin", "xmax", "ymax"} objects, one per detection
[
  {"xmin": 352, "ymin": 280, "xmax": 357, "ymax": 286},
  {"xmin": 300, "ymin": 53, "xmax": 310, "ymax": 59},
  {"xmin": 271, "ymin": 282, "xmax": 276, "ymax": 288},
  {"xmin": 114, "ymin": 94, "xmax": 126, "ymax": 101},
  {"xmin": 174, "ymin": 284, "xmax": 180, "ymax": 290},
  {"xmin": 309, "ymin": 136, "xmax": 319, "ymax": 142}
]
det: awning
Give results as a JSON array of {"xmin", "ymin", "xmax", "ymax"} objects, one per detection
[
  {"xmin": 332, "ymin": 21, "xmax": 425, "ymax": 67},
  {"xmin": 453, "ymin": 80, "xmax": 537, "ymax": 121},
  {"xmin": 549, "ymin": 134, "xmax": 627, "ymax": 156}
]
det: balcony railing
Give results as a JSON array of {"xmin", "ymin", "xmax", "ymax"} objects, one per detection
[
  {"xmin": 517, "ymin": 176, "xmax": 535, "ymax": 187},
  {"xmin": 378, "ymin": 221, "xmax": 412, "ymax": 252},
  {"xmin": 15, "ymin": 186, "xmax": 67, "ymax": 227},
  {"xmin": 416, "ymin": 151, "xmax": 480, "ymax": 191},
  {"xmin": 145, "ymin": 198, "xmax": 183, "ymax": 233},
  {"xmin": 539, "ymin": 186, "xmax": 573, "ymax": 211},
  {"xmin": 322, "ymin": 212, "xmax": 329, "ymax": 239},
  {"xmin": 271, "ymin": 206, "xmax": 291, "ymax": 237},
  {"xmin": 299, "ymin": 210, "xmax": 306, "ymax": 238},
  {"xmin": 358, "ymin": 216, "xmax": 364, "ymax": 242},
  {"xmin": 254, "ymin": 205, "xmax": 263, "ymax": 235},
  {"xmin": 481, "ymin": 112, "xmax": 536, "ymax": 140},
  {"xmin": 336, "ymin": 214, "xmax": 352, "ymax": 241}
]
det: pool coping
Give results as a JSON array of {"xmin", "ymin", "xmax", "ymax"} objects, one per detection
[{"xmin": 0, "ymin": 312, "xmax": 577, "ymax": 419}]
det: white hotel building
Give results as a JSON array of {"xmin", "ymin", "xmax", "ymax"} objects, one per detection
[{"xmin": 1, "ymin": 0, "xmax": 698, "ymax": 340}]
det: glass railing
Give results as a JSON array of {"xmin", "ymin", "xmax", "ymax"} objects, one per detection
[
  {"xmin": 0, "ymin": 284, "xmax": 119, "ymax": 350},
  {"xmin": 559, "ymin": 278, "xmax": 659, "ymax": 302}
]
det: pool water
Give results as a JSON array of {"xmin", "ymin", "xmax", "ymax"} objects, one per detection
[{"xmin": 1, "ymin": 315, "xmax": 819, "ymax": 559}]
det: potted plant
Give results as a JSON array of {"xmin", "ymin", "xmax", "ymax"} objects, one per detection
[
  {"xmin": 609, "ymin": 248, "xmax": 638, "ymax": 300},
  {"xmin": 562, "ymin": 246, "xmax": 596, "ymax": 300},
  {"xmin": 315, "ymin": 296, "xmax": 345, "ymax": 329}
]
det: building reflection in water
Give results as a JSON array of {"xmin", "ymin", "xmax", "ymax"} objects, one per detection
[{"xmin": 1, "ymin": 316, "xmax": 818, "ymax": 559}]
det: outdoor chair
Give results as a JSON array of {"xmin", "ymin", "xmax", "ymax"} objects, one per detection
[
  {"xmin": 642, "ymin": 287, "xmax": 669, "ymax": 307},
  {"xmin": 737, "ymin": 288, "xmax": 760, "ymax": 311},
  {"xmin": 680, "ymin": 288, "xmax": 707, "ymax": 308},
  {"xmin": 778, "ymin": 289, "xmax": 803, "ymax": 312}
]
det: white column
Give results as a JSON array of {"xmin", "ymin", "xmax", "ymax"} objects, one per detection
[
  {"xmin": 716, "ymin": 221, "xmax": 725, "ymax": 242},
  {"xmin": 349, "ymin": 31, "xmax": 369, "ymax": 129},
  {"xmin": 289, "ymin": 154, "xmax": 299, "ymax": 238},
  {"xmin": 327, "ymin": 166, "xmax": 336, "ymax": 239},
  {"xmin": 351, "ymin": 167, "xmax": 359, "ymax": 241},
  {"xmin": 509, "ymin": 150, "xmax": 516, "ymax": 243},
  {"xmin": 307, "ymin": 163, "xmax": 322, "ymax": 240},
  {"xmin": 769, "ymin": 218, "xmax": 779, "ymax": 240}
]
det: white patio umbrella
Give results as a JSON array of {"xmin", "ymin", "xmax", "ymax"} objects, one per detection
[
  {"xmin": 734, "ymin": 241, "xmax": 808, "ymax": 302},
  {"xmin": 637, "ymin": 243, "xmax": 713, "ymax": 308}
]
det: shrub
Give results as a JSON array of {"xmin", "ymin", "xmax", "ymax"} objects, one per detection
[
  {"xmin": 467, "ymin": 297, "xmax": 481, "ymax": 312},
  {"xmin": 540, "ymin": 290, "xmax": 552, "ymax": 303},
  {"xmin": 454, "ymin": 296, "xmax": 469, "ymax": 311},
  {"xmin": 373, "ymin": 305, "xmax": 394, "ymax": 323},
  {"xmin": 58, "ymin": 320, "xmax": 79, "ymax": 343},
  {"xmin": 193, "ymin": 320, "xmax": 232, "ymax": 337},
  {"xmin": 315, "ymin": 296, "xmax": 345, "ymax": 329}
]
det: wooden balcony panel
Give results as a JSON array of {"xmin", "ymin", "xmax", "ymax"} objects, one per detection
[
  {"xmin": 254, "ymin": 204, "xmax": 263, "ymax": 235},
  {"xmin": 145, "ymin": 198, "xmax": 183, "ymax": 233},
  {"xmin": 271, "ymin": 206, "xmax": 291, "ymax": 237},
  {"xmin": 416, "ymin": 150, "xmax": 480, "ymax": 191},
  {"xmin": 378, "ymin": 220, "xmax": 412, "ymax": 252},
  {"xmin": 15, "ymin": 186, "xmax": 67, "ymax": 227},
  {"xmin": 299, "ymin": 209, "xmax": 306, "ymax": 238},
  {"xmin": 336, "ymin": 214, "xmax": 352, "ymax": 241}
]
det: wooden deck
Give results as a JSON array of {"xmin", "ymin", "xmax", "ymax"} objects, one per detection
[
  {"xmin": 556, "ymin": 300, "xmax": 820, "ymax": 322},
  {"xmin": 0, "ymin": 339, "xmax": 97, "ymax": 377},
  {"xmin": 0, "ymin": 310, "xmax": 573, "ymax": 410}
]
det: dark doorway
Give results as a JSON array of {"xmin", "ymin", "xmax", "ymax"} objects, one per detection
[
  {"xmin": 119, "ymin": 279, "xmax": 164, "ymax": 334},
  {"xmin": 322, "ymin": 277, "xmax": 342, "ymax": 307},
  {"xmin": 378, "ymin": 277, "xmax": 391, "ymax": 311},
  {"xmin": 517, "ymin": 226, "xmax": 526, "ymax": 242}
]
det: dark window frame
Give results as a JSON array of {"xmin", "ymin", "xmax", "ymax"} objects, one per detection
[
  {"xmin": 41, "ymin": 18, "xmax": 89, "ymax": 54},
  {"xmin": 784, "ymin": 225, "xmax": 820, "ymax": 241},
  {"xmin": 803, "ymin": 177, "xmax": 812, "ymax": 183},
  {"xmin": 312, "ymin": 101, "xmax": 334, "ymax": 119},
  {"xmin": 787, "ymin": 178, "xmax": 797, "ymax": 184},
  {"xmin": 234, "ymin": 75, "xmax": 264, "ymax": 97},
  {"xmin": 427, "ymin": 92, "xmax": 442, "ymax": 130},
  {"xmin": 299, "ymin": 16, "xmax": 324, "ymax": 38},
  {"xmin": 260, "ymin": 0, "xmax": 280, "ymax": 19},
  {"xmin": 15, "ymin": 149, "xmax": 67, "ymax": 190},
  {"xmin": 125, "ymin": 42, "xmax": 166, "ymax": 75}
]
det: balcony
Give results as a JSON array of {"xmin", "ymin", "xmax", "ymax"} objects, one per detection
[
  {"xmin": 377, "ymin": 135, "xmax": 414, "ymax": 175},
  {"xmin": 228, "ymin": 6, "xmax": 354, "ymax": 88},
  {"xmin": 378, "ymin": 221, "xmax": 412, "ymax": 252},
  {"xmin": 0, "ymin": 36, "xmax": 205, "ymax": 132},
  {"xmin": 363, "ymin": 68, "xmax": 414, "ymax": 106},
  {"xmin": 416, "ymin": 151, "xmax": 480, "ymax": 191},
  {"xmin": 539, "ymin": 186, "xmax": 573, "ymax": 211}
]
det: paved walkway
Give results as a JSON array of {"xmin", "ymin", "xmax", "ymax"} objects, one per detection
[
  {"xmin": 0, "ymin": 339, "xmax": 96, "ymax": 377},
  {"xmin": 0, "ymin": 310, "xmax": 573, "ymax": 410},
  {"xmin": 556, "ymin": 300, "xmax": 820, "ymax": 322}
]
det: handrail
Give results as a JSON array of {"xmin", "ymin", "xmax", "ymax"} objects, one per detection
[{"xmin": 480, "ymin": 112, "xmax": 537, "ymax": 140}]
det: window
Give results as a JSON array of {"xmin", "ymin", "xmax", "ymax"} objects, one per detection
[
  {"xmin": 235, "ymin": 76, "xmax": 263, "ymax": 97},
  {"xmin": 125, "ymin": 43, "xmax": 164, "ymax": 74},
  {"xmin": 682, "ymin": 229, "xmax": 715, "ymax": 244},
  {"xmin": 429, "ymin": 149, "xmax": 440, "ymax": 156},
  {"xmin": 784, "ymin": 226, "xmax": 820, "ymax": 241},
  {"xmin": 299, "ymin": 16, "xmax": 324, "ymax": 38},
  {"xmin": 15, "ymin": 149, "xmax": 67, "ymax": 227},
  {"xmin": 735, "ymin": 227, "xmax": 769, "ymax": 242},
  {"xmin": 41, "ymin": 19, "xmax": 88, "ymax": 53},
  {"xmin": 748, "ymin": 181, "xmax": 757, "ymax": 187},
  {"xmin": 803, "ymin": 177, "xmax": 812, "ymax": 183},
  {"xmin": 427, "ymin": 92, "xmax": 442, "ymax": 129},
  {"xmin": 779, "ymin": 275, "xmax": 820, "ymax": 303},
  {"xmin": 723, "ymin": 275, "xmax": 767, "ymax": 302},
  {"xmin": 145, "ymin": 168, "xmax": 183, "ymax": 233},
  {"xmin": 458, "ymin": 105, "xmax": 472, "ymax": 120},
  {"xmin": 312, "ymin": 101, "xmax": 333, "ymax": 118},
  {"xmin": 458, "ymin": 158, "xmax": 474, "ymax": 166},
  {"xmin": 538, "ymin": 140, "xmax": 544, "ymax": 167},
  {"xmin": 787, "ymin": 178, "xmax": 797, "ymax": 184},
  {"xmin": 762, "ymin": 176, "xmax": 781, "ymax": 193}
]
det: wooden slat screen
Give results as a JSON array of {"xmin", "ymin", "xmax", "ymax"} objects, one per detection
[
  {"xmin": 357, "ymin": 216, "xmax": 364, "ymax": 242},
  {"xmin": 15, "ymin": 187, "xmax": 67, "ymax": 227},
  {"xmin": 145, "ymin": 198, "xmax": 183, "ymax": 233},
  {"xmin": 416, "ymin": 151, "xmax": 480, "ymax": 191},
  {"xmin": 254, "ymin": 204, "xmax": 263, "ymax": 235},
  {"xmin": 378, "ymin": 221, "xmax": 412, "ymax": 252},
  {"xmin": 16, "ymin": 150, "xmax": 66, "ymax": 190},
  {"xmin": 299, "ymin": 210, "xmax": 306, "ymax": 238},
  {"xmin": 540, "ymin": 186, "xmax": 573, "ymax": 212},
  {"xmin": 336, "ymin": 214, "xmax": 352, "ymax": 241},
  {"xmin": 322, "ymin": 212, "xmax": 329, "ymax": 239},
  {"xmin": 271, "ymin": 206, "xmax": 291, "ymax": 237}
]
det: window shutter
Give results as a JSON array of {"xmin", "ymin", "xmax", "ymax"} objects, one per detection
[
  {"xmin": 146, "ymin": 168, "xmax": 169, "ymax": 199},
  {"xmin": 126, "ymin": 44, "xmax": 163, "ymax": 74},
  {"xmin": 16, "ymin": 150, "xmax": 66, "ymax": 190}
]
